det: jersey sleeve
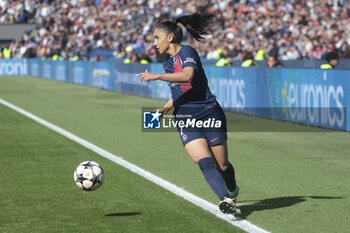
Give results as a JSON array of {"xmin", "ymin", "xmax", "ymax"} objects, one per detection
[{"xmin": 180, "ymin": 46, "xmax": 199, "ymax": 70}]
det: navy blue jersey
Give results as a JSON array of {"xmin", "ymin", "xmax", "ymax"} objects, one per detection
[{"xmin": 163, "ymin": 45, "xmax": 217, "ymax": 118}]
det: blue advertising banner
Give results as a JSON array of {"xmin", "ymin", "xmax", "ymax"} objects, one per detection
[
  {"xmin": 42, "ymin": 60, "xmax": 57, "ymax": 79},
  {"xmin": 267, "ymin": 68, "xmax": 349, "ymax": 131},
  {"xmin": 204, "ymin": 67, "xmax": 349, "ymax": 131},
  {"xmin": 88, "ymin": 61, "xmax": 114, "ymax": 90},
  {"xmin": 204, "ymin": 66, "xmax": 269, "ymax": 109},
  {"xmin": 0, "ymin": 59, "xmax": 28, "ymax": 76},
  {"xmin": 71, "ymin": 61, "xmax": 90, "ymax": 85},
  {"xmin": 1, "ymin": 58, "xmax": 349, "ymax": 131},
  {"xmin": 55, "ymin": 60, "xmax": 70, "ymax": 82},
  {"xmin": 114, "ymin": 63, "xmax": 152, "ymax": 97},
  {"xmin": 28, "ymin": 59, "xmax": 40, "ymax": 77}
]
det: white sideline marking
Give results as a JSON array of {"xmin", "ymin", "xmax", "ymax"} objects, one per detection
[{"xmin": 0, "ymin": 98, "xmax": 270, "ymax": 233}]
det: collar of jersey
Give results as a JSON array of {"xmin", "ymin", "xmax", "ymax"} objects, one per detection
[{"xmin": 170, "ymin": 45, "xmax": 184, "ymax": 58}]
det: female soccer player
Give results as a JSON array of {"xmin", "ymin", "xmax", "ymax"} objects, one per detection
[{"xmin": 137, "ymin": 12, "xmax": 240, "ymax": 215}]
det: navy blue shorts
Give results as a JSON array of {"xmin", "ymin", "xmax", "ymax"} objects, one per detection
[{"xmin": 176, "ymin": 106, "xmax": 227, "ymax": 147}]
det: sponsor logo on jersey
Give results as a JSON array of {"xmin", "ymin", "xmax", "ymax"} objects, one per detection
[{"xmin": 184, "ymin": 57, "xmax": 196, "ymax": 64}]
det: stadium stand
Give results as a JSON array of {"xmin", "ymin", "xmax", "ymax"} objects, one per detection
[{"xmin": 1, "ymin": 0, "xmax": 350, "ymax": 68}]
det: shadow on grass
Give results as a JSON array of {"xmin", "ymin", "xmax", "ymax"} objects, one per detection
[
  {"xmin": 238, "ymin": 196, "xmax": 344, "ymax": 219},
  {"xmin": 105, "ymin": 212, "xmax": 141, "ymax": 217}
]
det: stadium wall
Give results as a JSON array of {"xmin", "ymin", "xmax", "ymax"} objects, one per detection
[{"xmin": 1, "ymin": 58, "xmax": 349, "ymax": 131}]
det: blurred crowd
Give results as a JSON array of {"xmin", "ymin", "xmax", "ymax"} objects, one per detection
[{"xmin": 1, "ymin": 0, "xmax": 350, "ymax": 63}]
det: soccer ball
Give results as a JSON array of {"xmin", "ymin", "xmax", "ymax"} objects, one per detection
[{"xmin": 74, "ymin": 161, "xmax": 104, "ymax": 191}]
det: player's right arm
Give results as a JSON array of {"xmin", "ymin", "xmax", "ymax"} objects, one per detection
[{"xmin": 158, "ymin": 98, "xmax": 173, "ymax": 116}]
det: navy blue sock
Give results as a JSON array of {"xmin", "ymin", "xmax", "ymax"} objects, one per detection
[
  {"xmin": 198, "ymin": 157, "xmax": 230, "ymax": 200},
  {"xmin": 219, "ymin": 162, "xmax": 237, "ymax": 192}
]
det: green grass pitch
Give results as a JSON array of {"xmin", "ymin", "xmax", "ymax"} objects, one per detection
[{"xmin": 0, "ymin": 76, "xmax": 349, "ymax": 233}]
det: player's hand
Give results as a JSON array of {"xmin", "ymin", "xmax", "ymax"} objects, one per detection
[
  {"xmin": 155, "ymin": 106, "xmax": 171, "ymax": 117},
  {"xmin": 137, "ymin": 70, "xmax": 159, "ymax": 83}
]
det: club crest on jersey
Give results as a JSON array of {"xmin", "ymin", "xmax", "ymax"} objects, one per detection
[{"xmin": 181, "ymin": 134, "xmax": 188, "ymax": 142}]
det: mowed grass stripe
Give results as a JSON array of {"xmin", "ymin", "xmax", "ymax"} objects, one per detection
[
  {"xmin": 0, "ymin": 98, "xmax": 269, "ymax": 233},
  {"xmin": 0, "ymin": 102, "xmax": 248, "ymax": 233}
]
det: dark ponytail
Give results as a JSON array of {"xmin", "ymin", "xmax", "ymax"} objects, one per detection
[
  {"xmin": 176, "ymin": 13, "xmax": 214, "ymax": 41},
  {"xmin": 156, "ymin": 12, "xmax": 214, "ymax": 43}
]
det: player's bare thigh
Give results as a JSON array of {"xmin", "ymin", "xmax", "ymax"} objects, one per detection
[{"xmin": 184, "ymin": 138, "xmax": 212, "ymax": 163}]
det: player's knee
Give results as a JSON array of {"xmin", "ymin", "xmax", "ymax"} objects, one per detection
[{"xmin": 191, "ymin": 154, "xmax": 210, "ymax": 163}]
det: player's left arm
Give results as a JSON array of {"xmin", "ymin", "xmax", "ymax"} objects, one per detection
[{"xmin": 137, "ymin": 67, "xmax": 194, "ymax": 83}]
